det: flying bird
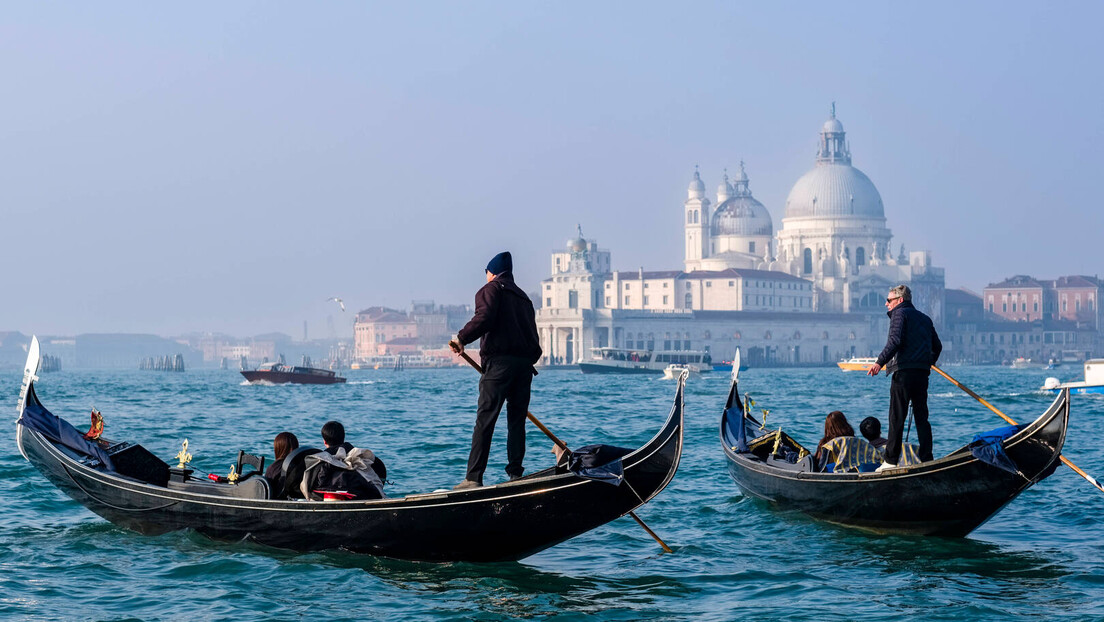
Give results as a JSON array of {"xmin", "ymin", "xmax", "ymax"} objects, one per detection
[{"xmin": 327, "ymin": 297, "xmax": 346, "ymax": 312}]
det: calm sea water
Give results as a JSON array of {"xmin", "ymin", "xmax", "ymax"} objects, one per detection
[{"xmin": 2, "ymin": 365, "xmax": 1102, "ymax": 621}]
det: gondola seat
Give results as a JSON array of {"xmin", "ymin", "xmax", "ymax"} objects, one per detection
[{"xmin": 167, "ymin": 474, "xmax": 271, "ymax": 499}]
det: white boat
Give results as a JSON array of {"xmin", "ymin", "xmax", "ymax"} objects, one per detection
[
  {"xmin": 1011, "ymin": 357, "xmax": 1045, "ymax": 369},
  {"xmin": 579, "ymin": 347, "xmax": 712, "ymax": 375},
  {"xmin": 836, "ymin": 357, "xmax": 876, "ymax": 372},
  {"xmin": 662, "ymin": 363, "xmax": 706, "ymax": 379},
  {"xmin": 1042, "ymin": 359, "xmax": 1104, "ymax": 395}
]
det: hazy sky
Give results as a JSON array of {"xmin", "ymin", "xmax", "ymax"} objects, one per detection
[{"xmin": 3, "ymin": 2, "xmax": 1101, "ymax": 338}]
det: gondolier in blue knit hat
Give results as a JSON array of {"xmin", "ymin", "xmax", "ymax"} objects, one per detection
[{"xmin": 449, "ymin": 251, "xmax": 543, "ymax": 490}]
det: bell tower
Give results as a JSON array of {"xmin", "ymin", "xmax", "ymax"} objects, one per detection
[{"xmin": 684, "ymin": 166, "xmax": 710, "ymax": 269}]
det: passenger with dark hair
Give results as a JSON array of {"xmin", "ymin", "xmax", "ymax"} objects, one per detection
[
  {"xmin": 815, "ymin": 411, "xmax": 882, "ymax": 473},
  {"xmin": 300, "ymin": 420, "xmax": 387, "ymax": 500},
  {"xmin": 264, "ymin": 431, "xmax": 304, "ymax": 499},
  {"xmin": 861, "ymin": 416, "xmax": 923, "ymax": 467},
  {"xmin": 859, "ymin": 417, "xmax": 888, "ymax": 450},
  {"xmin": 321, "ymin": 420, "xmax": 353, "ymax": 455}
]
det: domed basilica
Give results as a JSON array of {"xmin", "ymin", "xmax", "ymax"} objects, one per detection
[
  {"xmin": 683, "ymin": 105, "xmax": 944, "ymax": 318},
  {"xmin": 535, "ymin": 107, "xmax": 946, "ymax": 367}
]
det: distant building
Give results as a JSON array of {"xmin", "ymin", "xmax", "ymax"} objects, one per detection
[
  {"xmin": 354, "ymin": 307, "xmax": 416, "ymax": 359},
  {"xmin": 536, "ymin": 106, "xmax": 946, "ymax": 366},
  {"xmin": 984, "ymin": 275, "xmax": 1102, "ymax": 328}
]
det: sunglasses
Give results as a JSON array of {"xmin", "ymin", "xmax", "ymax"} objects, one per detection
[{"xmin": 885, "ymin": 297, "xmax": 901, "ymax": 304}]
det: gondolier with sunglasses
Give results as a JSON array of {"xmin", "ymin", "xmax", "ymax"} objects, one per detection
[
  {"xmin": 449, "ymin": 251, "xmax": 542, "ymax": 490},
  {"xmin": 867, "ymin": 284, "xmax": 942, "ymax": 472}
]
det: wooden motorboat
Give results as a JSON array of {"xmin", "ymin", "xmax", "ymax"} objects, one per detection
[{"xmin": 241, "ymin": 362, "xmax": 346, "ymax": 385}]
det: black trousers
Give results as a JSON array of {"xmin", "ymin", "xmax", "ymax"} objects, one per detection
[
  {"xmin": 465, "ymin": 355, "xmax": 532, "ymax": 483},
  {"xmin": 884, "ymin": 368, "xmax": 934, "ymax": 464}
]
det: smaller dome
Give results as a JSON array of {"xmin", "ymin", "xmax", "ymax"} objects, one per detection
[
  {"xmin": 823, "ymin": 117, "xmax": 844, "ymax": 133},
  {"xmin": 688, "ymin": 171, "xmax": 705, "ymax": 193},
  {"xmin": 567, "ymin": 224, "xmax": 588, "ymax": 253},
  {"xmin": 717, "ymin": 174, "xmax": 733, "ymax": 200}
]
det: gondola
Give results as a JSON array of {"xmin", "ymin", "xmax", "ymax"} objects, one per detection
[
  {"xmin": 719, "ymin": 350, "xmax": 1069, "ymax": 536},
  {"xmin": 16, "ymin": 337, "xmax": 684, "ymax": 562}
]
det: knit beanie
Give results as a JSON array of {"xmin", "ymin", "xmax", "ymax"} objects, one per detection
[{"xmin": 486, "ymin": 251, "xmax": 512, "ymax": 275}]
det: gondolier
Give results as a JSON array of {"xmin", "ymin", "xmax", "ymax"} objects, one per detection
[
  {"xmin": 867, "ymin": 284, "xmax": 942, "ymax": 471},
  {"xmin": 449, "ymin": 251, "xmax": 542, "ymax": 490}
]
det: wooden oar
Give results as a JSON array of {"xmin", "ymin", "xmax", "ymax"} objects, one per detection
[
  {"xmin": 456, "ymin": 350, "xmax": 673, "ymax": 553},
  {"xmin": 932, "ymin": 364, "xmax": 1104, "ymax": 494}
]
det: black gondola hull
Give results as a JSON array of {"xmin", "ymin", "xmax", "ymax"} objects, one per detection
[
  {"xmin": 720, "ymin": 383, "xmax": 1068, "ymax": 537},
  {"xmin": 17, "ymin": 378, "xmax": 683, "ymax": 562}
]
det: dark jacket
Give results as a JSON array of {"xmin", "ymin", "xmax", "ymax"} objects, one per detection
[
  {"xmin": 457, "ymin": 273, "xmax": 542, "ymax": 364},
  {"xmin": 876, "ymin": 300, "xmax": 942, "ymax": 373}
]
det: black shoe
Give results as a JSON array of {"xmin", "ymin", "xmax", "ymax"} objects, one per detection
[
  {"xmin": 508, "ymin": 472, "xmax": 523, "ymax": 481},
  {"xmin": 453, "ymin": 479, "xmax": 482, "ymax": 490}
]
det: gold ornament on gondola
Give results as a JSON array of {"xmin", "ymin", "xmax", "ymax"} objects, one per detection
[
  {"xmin": 175, "ymin": 439, "xmax": 192, "ymax": 468},
  {"xmin": 83, "ymin": 407, "xmax": 104, "ymax": 441},
  {"xmin": 759, "ymin": 409, "xmax": 770, "ymax": 430},
  {"xmin": 771, "ymin": 428, "xmax": 783, "ymax": 455},
  {"xmin": 227, "ymin": 465, "xmax": 239, "ymax": 483}
]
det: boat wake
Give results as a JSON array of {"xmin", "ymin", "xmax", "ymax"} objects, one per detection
[{"xmin": 240, "ymin": 380, "xmax": 277, "ymax": 386}]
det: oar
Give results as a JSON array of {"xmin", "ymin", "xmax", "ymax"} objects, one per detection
[
  {"xmin": 932, "ymin": 365, "xmax": 1104, "ymax": 494},
  {"xmin": 456, "ymin": 350, "xmax": 673, "ymax": 553}
]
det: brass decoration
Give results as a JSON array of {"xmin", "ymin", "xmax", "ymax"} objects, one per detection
[
  {"xmin": 771, "ymin": 428, "xmax": 783, "ymax": 455},
  {"xmin": 84, "ymin": 407, "xmax": 104, "ymax": 441},
  {"xmin": 175, "ymin": 439, "xmax": 192, "ymax": 469},
  {"xmin": 227, "ymin": 465, "xmax": 239, "ymax": 483}
]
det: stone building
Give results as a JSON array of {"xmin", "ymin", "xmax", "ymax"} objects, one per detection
[{"xmin": 536, "ymin": 107, "xmax": 946, "ymax": 366}]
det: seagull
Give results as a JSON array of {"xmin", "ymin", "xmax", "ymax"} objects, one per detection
[{"xmin": 327, "ymin": 297, "xmax": 346, "ymax": 312}]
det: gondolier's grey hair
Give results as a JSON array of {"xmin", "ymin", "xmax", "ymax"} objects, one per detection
[{"xmin": 889, "ymin": 285, "xmax": 911, "ymax": 301}]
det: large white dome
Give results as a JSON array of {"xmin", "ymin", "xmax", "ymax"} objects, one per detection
[{"xmin": 784, "ymin": 163, "xmax": 884, "ymax": 219}]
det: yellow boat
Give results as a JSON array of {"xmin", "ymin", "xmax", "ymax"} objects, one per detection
[{"xmin": 837, "ymin": 357, "xmax": 876, "ymax": 372}]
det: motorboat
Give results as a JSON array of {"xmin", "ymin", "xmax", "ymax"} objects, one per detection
[
  {"xmin": 241, "ymin": 362, "xmax": 346, "ymax": 385},
  {"xmin": 836, "ymin": 357, "xmax": 876, "ymax": 372},
  {"xmin": 1042, "ymin": 359, "xmax": 1104, "ymax": 395},
  {"xmin": 579, "ymin": 347, "xmax": 712, "ymax": 375}
]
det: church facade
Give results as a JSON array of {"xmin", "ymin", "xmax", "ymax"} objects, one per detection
[{"xmin": 536, "ymin": 108, "xmax": 946, "ymax": 367}]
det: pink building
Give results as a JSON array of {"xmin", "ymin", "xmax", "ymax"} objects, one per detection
[{"xmin": 354, "ymin": 307, "xmax": 417, "ymax": 360}]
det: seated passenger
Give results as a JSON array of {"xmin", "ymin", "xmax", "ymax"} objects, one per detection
[
  {"xmin": 860, "ymin": 416, "xmax": 923, "ymax": 466},
  {"xmin": 264, "ymin": 432, "xmax": 299, "ymax": 499},
  {"xmin": 815, "ymin": 411, "xmax": 882, "ymax": 473},
  {"xmin": 859, "ymin": 417, "xmax": 888, "ymax": 450},
  {"xmin": 300, "ymin": 420, "xmax": 386, "ymax": 500}
]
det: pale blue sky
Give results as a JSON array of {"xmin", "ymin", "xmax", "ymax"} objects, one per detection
[{"xmin": 2, "ymin": 2, "xmax": 1101, "ymax": 337}]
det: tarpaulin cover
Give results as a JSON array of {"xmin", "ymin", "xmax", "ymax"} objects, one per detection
[
  {"xmin": 19, "ymin": 398, "xmax": 114, "ymax": 470},
  {"xmin": 726, "ymin": 407, "xmax": 750, "ymax": 453},
  {"xmin": 968, "ymin": 423, "xmax": 1027, "ymax": 475},
  {"xmin": 567, "ymin": 444, "xmax": 633, "ymax": 485}
]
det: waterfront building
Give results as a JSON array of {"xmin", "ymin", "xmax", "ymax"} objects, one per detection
[
  {"xmin": 536, "ymin": 107, "xmax": 946, "ymax": 366},
  {"xmin": 984, "ymin": 275, "xmax": 1102, "ymax": 329},
  {"xmin": 353, "ymin": 302, "xmax": 472, "ymax": 360},
  {"xmin": 354, "ymin": 307, "xmax": 417, "ymax": 360}
]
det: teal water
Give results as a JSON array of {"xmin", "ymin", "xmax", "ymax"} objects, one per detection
[{"xmin": 2, "ymin": 366, "xmax": 1102, "ymax": 621}]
